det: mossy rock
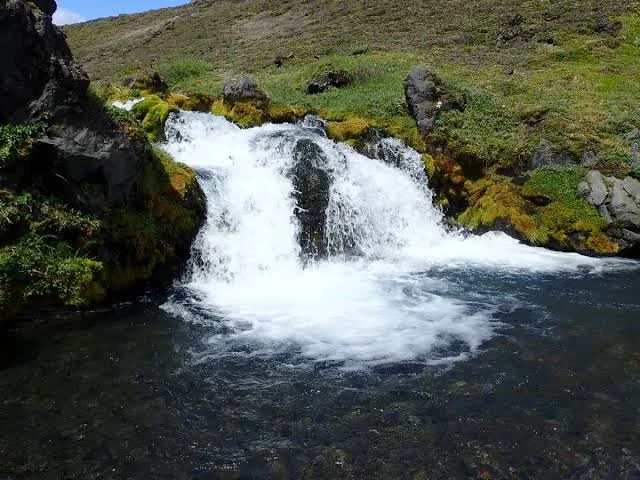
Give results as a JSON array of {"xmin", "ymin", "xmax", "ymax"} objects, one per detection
[
  {"xmin": 326, "ymin": 118, "xmax": 370, "ymax": 142},
  {"xmin": 131, "ymin": 95, "xmax": 179, "ymax": 141}
]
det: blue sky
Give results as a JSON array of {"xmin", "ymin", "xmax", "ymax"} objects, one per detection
[{"xmin": 53, "ymin": 1, "xmax": 188, "ymax": 25}]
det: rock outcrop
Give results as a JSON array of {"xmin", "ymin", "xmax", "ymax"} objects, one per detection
[
  {"xmin": 579, "ymin": 171, "xmax": 640, "ymax": 255},
  {"xmin": 0, "ymin": 0, "xmax": 89, "ymax": 123},
  {"xmin": 404, "ymin": 67, "xmax": 465, "ymax": 137},
  {"xmin": 223, "ymin": 76, "xmax": 268, "ymax": 108},
  {"xmin": 0, "ymin": 0, "xmax": 206, "ymax": 320}
]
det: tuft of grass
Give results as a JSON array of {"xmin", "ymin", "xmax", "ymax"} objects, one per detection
[
  {"xmin": 0, "ymin": 122, "xmax": 48, "ymax": 168},
  {"xmin": 159, "ymin": 58, "xmax": 215, "ymax": 86}
]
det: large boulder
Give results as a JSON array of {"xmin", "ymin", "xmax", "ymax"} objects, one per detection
[
  {"xmin": 404, "ymin": 67, "xmax": 465, "ymax": 137},
  {"xmin": 580, "ymin": 171, "xmax": 640, "ymax": 255},
  {"xmin": 290, "ymin": 139, "xmax": 332, "ymax": 257},
  {"xmin": 222, "ymin": 76, "xmax": 268, "ymax": 107},
  {"xmin": 0, "ymin": 0, "xmax": 88, "ymax": 123}
]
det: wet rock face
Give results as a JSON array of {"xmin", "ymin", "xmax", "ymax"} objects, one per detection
[
  {"xmin": 404, "ymin": 67, "xmax": 465, "ymax": 137},
  {"xmin": 580, "ymin": 171, "xmax": 640, "ymax": 255},
  {"xmin": 0, "ymin": 0, "xmax": 88, "ymax": 123},
  {"xmin": 290, "ymin": 139, "xmax": 332, "ymax": 257},
  {"xmin": 307, "ymin": 71, "xmax": 351, "ymax": 94}
]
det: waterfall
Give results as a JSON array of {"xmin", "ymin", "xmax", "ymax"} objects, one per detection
[{"xmin": 160, "ymin": 111, "xmax": 629, "ymax": 367}]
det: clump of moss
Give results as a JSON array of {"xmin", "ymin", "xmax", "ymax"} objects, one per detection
[
  {"xmin": 131, "ymin": 95, "xmax": 179, "ymax": 141},
  {"xmin": 326, "ymin": 118, "xmax": 370, "ymax": 143}
]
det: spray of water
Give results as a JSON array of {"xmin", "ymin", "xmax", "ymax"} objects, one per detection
[{"xmin": 160, "ymin": 111, "xmax": 634, "ymax": 366}]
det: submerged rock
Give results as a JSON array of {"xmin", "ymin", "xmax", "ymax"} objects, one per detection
[{"xmin": 290, "ymin": 139, "xmax": 331, "ymax": 257}]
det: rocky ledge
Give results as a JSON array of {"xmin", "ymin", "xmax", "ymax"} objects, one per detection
[{"xmin": 0, "ymin": 0, "xmax": 206, "ymax": 322}]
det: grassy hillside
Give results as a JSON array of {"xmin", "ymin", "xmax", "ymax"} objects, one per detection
[{"xmin": 64, "ymin": 0, "xmax": 640, "ymax": 255}]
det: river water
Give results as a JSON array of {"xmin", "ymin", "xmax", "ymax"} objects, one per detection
[{"xmin": 1, "ymin": 113, "xmax": 639, "ymax": 478}]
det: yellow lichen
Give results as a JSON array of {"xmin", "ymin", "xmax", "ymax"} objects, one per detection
[{"xmin": 326, "ymin": 118, "xmax": 370, "ymax": 142}]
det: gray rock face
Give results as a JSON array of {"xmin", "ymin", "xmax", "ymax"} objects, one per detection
[
  {"xmin": 33, "ymin": 119, "xmax": 148, "ymax": 210},
  {"xmin": 307, "ymin": 71, "xmax": 351, "ymax": 94},
  {"xmin": 404, "ymin": 67, "xmax": 465, "ymax": 137},
  {"xmin": 608, "ymin": 178, "xmax": 640, "ymax": 227},
  {"xmin": 290, "ymin": 139, "xmax": 332, "ymax": 257},
  {"xmin": 530, "ymin": 139, "xmax": 574, "ymax": 169},
  {"xmin": 586, "ymin": 170, "xmax": 608, "ymax": 206},
  {"xmin": 222, "ymin": 76, "xmax": 267, "ymax": 107},
  {"xmin": 0, "ymin": 0, "xmax": 88, "ymax": 122}
]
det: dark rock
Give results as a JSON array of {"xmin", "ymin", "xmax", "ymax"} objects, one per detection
[
  {"xmin": 32, "ymin": 115, "xmax": 148, "ymax": 210},
  {"xmin": 33, "ymin": 0, "xmax": 57, "ymax": 16},
  {"xmin": 307, "ymin": 71, "xmax": 351, "ymax": 94},
  {"xmin": 503, "ymin": 67, "xmax": 514, "ymax": 75},
  {"xmin": 404, "ymin": 67, "xmax": 465, "ymax": 137},
  {"xmin": 355, "ymin": 129, "xmax": 405, "ymax": 169},
  {"xmin": 290, "ymin": 139, "xmax": 332, "ymax": 257},
  {"xmin": 301, "ymin": 115, "xmax": 327, "ymax": 137},
  {"xmin": 120, "ymin": 69, "xmax": 168, "ymax": 93},
  {"xmin": 523, "ymin": 193, "xmax": 552, "ymax": 206},
  {"xmin": 593, "ymin": 17, "xmax": 622, "ymax": 36},
  {"xmin": 223, "ymin": 75, "xmax": 268, "ymax": 107},
  {"xmin": 0, "ymin": 0, "xmax": 89, "ymax": 123},
  {"xmin": 274, "ymin": 53, "xmax": 292, "ymax": 68},
  {"xmin": 530, "ymin": 139, "xmax": 574, "ymax": 169},
  {"xmin": 497, "ymin": 13, "xmax": 523, "ymax": 42}
]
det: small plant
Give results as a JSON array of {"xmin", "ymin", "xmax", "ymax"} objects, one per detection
[{"xmin": 0, "ymin": 122, "xmax": 48, "ymax": 168}]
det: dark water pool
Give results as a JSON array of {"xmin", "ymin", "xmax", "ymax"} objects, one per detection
[{"xmin": 1, "ymin": 269, "xmax": 640, "ymax": 479}]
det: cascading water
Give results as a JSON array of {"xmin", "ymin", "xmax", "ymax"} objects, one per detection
[{"xmin": 160, "ymin": 111, "xmax": 633, "ymax": 367}]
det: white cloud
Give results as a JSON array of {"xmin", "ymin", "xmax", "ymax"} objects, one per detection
[{"xmin": 52, "ymin": 7, "xmax": 86, "ymax": 25}]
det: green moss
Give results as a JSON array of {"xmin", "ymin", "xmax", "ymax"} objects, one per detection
[
  {"xmin": 326, "ymin": 118, "xmax": 370, "ymax": 142},
  {"xmin": 131, "ymin": 95, "xmax": 179, "ymax": 141}
]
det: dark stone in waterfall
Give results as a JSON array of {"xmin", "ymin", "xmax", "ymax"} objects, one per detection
[
  {"xmin": 290, "ymin": 139, "xmax": 331, "ymax": 258},
  {"xmin": 356, "ymin": 129, "xmax": 405, "ymax": 168}
]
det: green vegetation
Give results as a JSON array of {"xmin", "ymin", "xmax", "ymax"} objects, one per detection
[
  {"xmin": 131, "ymin": 95, "xmax": 179, "ymax": 141},
  {"xmin": 0, "ymin": 122, "xmax": 48, "ymax": 168}
]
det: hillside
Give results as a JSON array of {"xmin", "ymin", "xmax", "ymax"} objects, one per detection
[{"xmin": 64, "ymin": 0, "xmax": 640, "ymax": 256}]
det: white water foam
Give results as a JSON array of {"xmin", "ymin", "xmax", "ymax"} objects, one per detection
[{"xmin": 161, "ymin": 111, "xmax": 635, "ymax": 366}]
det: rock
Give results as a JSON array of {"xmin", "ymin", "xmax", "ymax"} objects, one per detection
[
  {"xmin": 586, "ymin": 170, "xmax": 608, "ymax": 206},
  {"xmin": 404, "ymin": 67, "xmax": 465, "ymax": 137},
  {"xmin": 33, "ymin": 0, "xmax": 57, "ymax": 16},
  {"xmin": 307, "ymin": 71, "xmax": 351, "ymax": 94},
  {"xmin": 523, "ymin": 193, "xmax": 552, "ymax": 206},
  {"xmin": 593, "ymin": 17, "xmax": 622, "ymax": 36},
  {"xmin": 290, "ymin": 139, "xmax": 332, "ymax": 257},
  {"xmin": 32, "ymin": 116, "xmax": 148, "ymax": 210},
  {"xmin": 607, "ymin": 178, "xmax": 640, "ymax": 228},
  {"xmin": 530, "ymin": 139, "xmax": 574, "ymax": 169},
  {"xmin": 598, "ymin": 205, "xmax": 613, "ymax": 224},
  {"xmin": 581, "ymin": 151, "xmax": 600, "ymax": 168},
  {"xmin": 355, "ymin": 129, "xmax": 406, "ymax": 169},
  {"xmin": 0, "ymin": 0, "xmax": 89, "ymax": 123},
  {"xmin": 577, "ymin": 181, "xmax": 591, "ymax": 199},
  {"xmin": 120, "ymin": 69, "xmax": 168, "ymax": 93},
  {"xmin": 222, "ymin": 76, "xmax": 268, "ymax": 107},
  {"xmin": 497, "ymin": 14, "xmax": 523, "ymax": 42},
  {"xmin": 301, "ymin": 115, "xmax": 327, "ymax": 137},
  {"xmin": 623, "ymin": 128, "xmax": 640, "ymax": 141}
]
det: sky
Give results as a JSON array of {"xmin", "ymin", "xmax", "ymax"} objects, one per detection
[{"xmin": 53, "ymin": 1, "xmax": 188, "ymax": 25}]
